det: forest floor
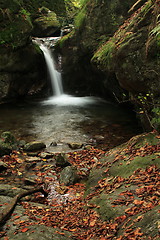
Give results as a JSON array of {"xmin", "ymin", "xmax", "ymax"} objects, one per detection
[{"xmin": 0, "ymin": 131, "xmax": 159, "ymax": 240}]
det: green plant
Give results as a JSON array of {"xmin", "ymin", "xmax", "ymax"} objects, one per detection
[
  {"xmin": 92, "ymin": 38, "xmax": 116, "ymax": 70},
  {"xmin": 19, "ymin": 8, "xmax": 32, "ymax": 25},
  {"xmin": 74, "ymin": 7, "xmax": 86, "ymax": 28}
]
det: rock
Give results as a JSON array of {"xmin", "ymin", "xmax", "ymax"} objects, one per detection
[
  {"xmin": 94, "ymin": 135, "xmax": 105, "ymax": 141},
  {"xmin": 50, "ymin": 141, "xmax": 58, "ymax": 147},
  {"xmin": 68, "ymin": 142, "xmax": 83, "ymax": 150},
  {"xmin": 39, "ymin": 152, "xmax": 54, "ymax": 159},
  {"xmin": 24, "ymin": 176, "xmax": 37, "ymax": 186},
  {"xmin": 25, "ymin": 156, "xmax": 41, "ymax": 162},
  {"xmin": 1, "ymin": 131, "xmax": 17, "ymax": 145},
  {"xmin": 0, "ymin": 195, "xmax": 72, "ymax": 240},
  {"xmin": 32, "ymin": 8, "xmax": 60, "ymax": 37},
  {"xmin": 0, "ymin": 161, "xmax": 8, "ymax": 171},
  {"xmin": 0, "ymin": 131, "xmax": 17, "ymax": 157},
  {"xmin": 0, "ymin": 143, "xmax": 12, "ymax": 157},
  {"xmin": 59, "ymin": 166, "xmax": 78, "ymax": 186},
  {"xmin": 24, "ymin": 141, "xmax": 46, "ymax": 151},
  {"xmin": 54, "ymin": 153, "xmax": 70, "ymax": 167},
  {"xmin": 0, "ymin": 184, "xmax": 27, "ymax": 197}
]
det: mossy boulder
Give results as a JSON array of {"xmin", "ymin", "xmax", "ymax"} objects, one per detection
[
  {"xmin": 32, "ymin": 8, "xmax": 61, "ymax": 37},
  {"xmin": 24, "ymin": 141, "xmax": 46, "ymax": 152},
  {"xmin": 85, "ymin": 132, "xmax": 160, "ymax": 238},
  {"xmin": 57, "ymin": 0, "xmax": 137, "ymax": 96},
  {"xmin": 0, "ymin": 0, "xmax": 66, "ymax": 103},
  {"xmin": 0, "ymin": 131, "xmax": 17, "ymax": 156}
]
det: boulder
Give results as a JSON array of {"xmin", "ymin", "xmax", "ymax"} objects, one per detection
[
  {"xmin": 32, "ymin": 8, "xmax": 61, "ymax": 37},
  {"xmin": 0, "ymin": 131, "xmax": 17, "ymax": 157},
  {"xmin": 59, "ymin": 166, "xmax": 78, "ymax": 186},
  {"xmin": 54, "ymin": 153, "xmax": 70, "ymax": 167},
  {"xmin": 68, "ymin": 142, "xmax": 83, "ymax": 150},
  {"xmin": 24, "ymin": 141, "xmax": 46, "ymax": 151},
  {"xmin": 0, "ymin": 161, "xmax": 8, "ymax": 172}
]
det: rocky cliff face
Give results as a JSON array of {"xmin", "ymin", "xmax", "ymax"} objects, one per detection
[
  {"xmin": 58, "ymin": 0, "xmax": 160, "ymax": 131},
  {"xmin": 0, "ymin": 0, "xmax": 65, "ymax": 102},
  {"xmin": 58, "ymin": 0, "xmax": 137, "ymax": 97}
]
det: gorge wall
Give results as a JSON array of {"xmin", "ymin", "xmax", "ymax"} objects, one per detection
[
  {"xmin": 0, "ymin": 0, "xmax": 65, "ymax": 102},
  {"xmin": 58, "ymin": 0, "xmax": 160, "ymax": 131}
]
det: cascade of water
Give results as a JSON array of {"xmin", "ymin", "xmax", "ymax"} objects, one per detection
[
  {"xmin": 33, "ymin": 37, "xmax": 101, "ymax": 106},
  {"xmin": 39, "ymin": 44, "xmax": 63, "ymax": 96}
]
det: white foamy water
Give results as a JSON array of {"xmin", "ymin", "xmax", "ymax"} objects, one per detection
[{"xmin": 42, "ymin": 94, "xmax": 103, "ymax": 106}]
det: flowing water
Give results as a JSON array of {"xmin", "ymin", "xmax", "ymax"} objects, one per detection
[{"xmin": 0, "ymin": 38, "xmax": 141, "ymax": 152}]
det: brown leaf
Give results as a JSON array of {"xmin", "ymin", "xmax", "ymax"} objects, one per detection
[{"xmin": 21, "ymin": 228, "xmax": 29, "ymax": 233}]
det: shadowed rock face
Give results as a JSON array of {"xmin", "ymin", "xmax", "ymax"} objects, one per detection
[
  {"xmin": 0, "ymin": 0, "xmax": 65, "ymax": 103},
  {"xmin": 57, "ymin": 0, "xmax": 137, "ymax": 98},
  {"xmin": 57, "ymin": 0, "xmax": 160, "ymax": 130}
]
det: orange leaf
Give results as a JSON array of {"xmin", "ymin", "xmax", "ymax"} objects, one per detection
[
  {"xmin": 89, "ymin": 219, "xmax": 96, "ymax": 227},
  {"xmin": 21, "ymin": 228, "xmax": 29, "ymax": 233},
  {"xmin": 133, "ymin": 199, "xmax": 144, "ymax": 205}
]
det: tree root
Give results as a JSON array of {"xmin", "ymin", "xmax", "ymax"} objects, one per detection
[{"xmin": 0, "ymin": 187, "xmax": 48, "ymax": 226}]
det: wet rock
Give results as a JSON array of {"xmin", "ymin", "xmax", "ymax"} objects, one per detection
[
  {"xmin": 55, "ymin": 153, "xmax": 70, "ymax": 167},
  {"xmin": 68, "ymin": 142, "xmax": 83, "ymax": 150},
  {"xmin": 39, "ymin": 152, "xmax": 54, "ymax": 159},
  {"xmin": 24, "ymin": 141, "xmax": 46, "ymax": 152},
  {"xmin": 1, "ymin": 131, "xmax": 17, "ymax": 145},
  {"xmin": 94, "ymin": 135, "xmax": 105, "ymax": 141},
  {"xmin": 59, "ymin": 166, "xmax": 78, "ymax": 186},
  {"xmin": 0, "ymin": 184, "xmax": 27, "ymax": 197},
  {"xmin": 0, "ymin": 161, "xmax": 8, "ymax": 172},
  {"xmin": 0, "ymin": 131, "xmax": 17, "ymax": 157},
  {"xmin": 24, "ymin": 177, "xmax": 37, "ymax": 186},
  {"xmin": 50, "ymin": 141, "xmax": 58, "ymax": 146},
  {"xmin": 25, "ymin": 156, "xmax": 41, "ymax": 162},
  {"xmin": 25, "ymin": 162, "xmax": 37, "ymax": 170},
  {"xmin": 84, "ymin": 145, "xmax": 93, "ymax": 150},
  {"xmin": 0, "ymin": 143, "xmax": 12, "ymax": 157}
]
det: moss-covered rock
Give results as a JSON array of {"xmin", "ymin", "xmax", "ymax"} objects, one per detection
[
  {"xmin": 32, "ymin": 8, "xmax": 61, "ymax": 37},
  {"xmin": 0, "ymin": 0, "xmax": 66, "ymax": 103},
  {"xmin": 57, "ymin": 0, "xmax": 137, "ymax": 97},
  {"xmin": 85, "ymin": 132, "xmax": 160, "ymax": 238}
]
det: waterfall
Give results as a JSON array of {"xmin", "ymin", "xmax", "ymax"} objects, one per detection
[
  {"xmin": 32, "ymin": 37, "xmax": 101, "ymax": 106},
  {"xmin": 39, "ymin": 44, "xmax": 63, "ymax": 96}
]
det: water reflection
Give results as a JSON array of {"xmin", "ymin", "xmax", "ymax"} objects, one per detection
[{"xmin": 0, "ymin": 98, "xmax": 140, "ymax": 152}]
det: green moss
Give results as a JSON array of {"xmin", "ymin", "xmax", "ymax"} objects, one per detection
[
  {"xmin": 0, "ymin": 15, "xmax": 32, "ymax": 48},
  {"xmin": 109, "ymin": 155, "xmax": 160, "ymax": 178},
  {"xmin": 92, "ymin": 38, "xmax": 116, "ymax": 70},
  {"xmin": 74, "ymin": 7, "xmax": 86, "ymax": 29},
  {"xmin": 57, "ymin": 31, "xmax": 74, "ymax": 48},
  {"xmin": 90, "ymin": 193, "xmax": 124, "ymax": 221},
  {"xmin": 35, "ymin": 11, "xmax": 60, "ymax": 28}
]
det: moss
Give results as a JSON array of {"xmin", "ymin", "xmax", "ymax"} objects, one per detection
[
  {"xmin": 90, "ymin": 193, "xmax": 124, "ymax": 221},
  {"xmin": 109, "ymin": 154, "xmax": 160, "ymax": 178},
  {"xmin": 34, "ymin": 11, "xmax": 60, "ymax": 28},
  {"xmin": 74, "ymin": 6, "xmax": 86, "ymax": 29},
  {"xmin": 92, "ymin": 38, "xmax": 116, "ymax": 70},
  {"xmin": 57, "ymin": 31, "xmax": 74, "ymax": 48},
  {"xmin": 0, "ymin": 14, "xmax": 32, "ymax": 48}
]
